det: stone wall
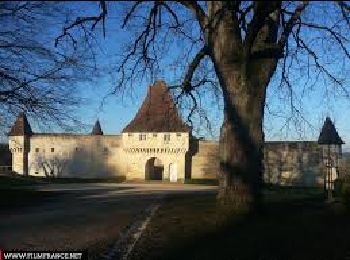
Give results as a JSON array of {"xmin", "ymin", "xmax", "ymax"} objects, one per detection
[
  {"xmin": 122, "ymin": 132, "xmax": 189, "ymax": 181},
  {"xmin": 190, "ymin": 140, "xmax": 325, "ymax": 187},
  {"xmin": 9, "ymin": 131, "xmax": 329, "ymax": 187},
  {"xmin": 264, "ymin": 141, "xmax": 323, "ymax": 187},
  {"xmin": 190, "ymin": 139, "xmax": 220, "ymax": 179},
  {"xmin": 18, "ymin": 134, "xmax": 124, "ymax": 178},
  {"xmin": 10, "ymin": 132, "xmax": 189, "ymax": 181}
]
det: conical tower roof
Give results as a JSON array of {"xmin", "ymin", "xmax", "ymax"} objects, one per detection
[
  {"xmin": 318, "ymin": 117, "xmax": 344, "ymax": 145},
  {"xmin": 123, "ymin": 81, "xmax": 190, "ymax": 133},
  {"xmin": 91, "ymin": 120, "xmax": 103, "ymax": 135},
  {"xmin": 8, "ymin": 112, "xmax": 32, "ymax": 136}
]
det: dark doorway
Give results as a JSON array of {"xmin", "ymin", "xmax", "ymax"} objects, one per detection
[{"xmin": 145, "ymin": 157, "xmax": 164, "ymax": 180}]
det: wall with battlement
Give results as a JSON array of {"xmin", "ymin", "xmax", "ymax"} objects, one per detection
[
  {"xmin": 122, "ymin": 132, "xmax": 189, "ymax": 181},
  {"xmin": 9, "ymin": 132, "xmax": 330, "ymax": 187},
  {"xmin": 9, "ymin": 132, "xmax": 190, "ymax": 181}
]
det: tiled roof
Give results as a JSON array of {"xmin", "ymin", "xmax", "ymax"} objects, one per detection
[
  {"xmin": 91, "ymin": 120, "xmax": 103, "ymax": 135},
  {"xmin": 122, "ymin": 81, "xmax": 190, "ymax": 133},
  {"xmin": 318, "ymin": 117, "xmax": 344, "ymax": 145},
  {"xmin": 8, "ymin": 112, "xmax": 32, "ymax": 136}
]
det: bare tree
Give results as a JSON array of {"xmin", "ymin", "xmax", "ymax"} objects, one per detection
[
  {"xmin": 56, "ymin": 1, "xmax": 349, "ymax": 213},
  {"xmin": 0, "ymin": 1, "xmax": 98, "ymax": 134}
]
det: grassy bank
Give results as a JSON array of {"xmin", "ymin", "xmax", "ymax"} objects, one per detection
[
  {"xmin": 130, "ymin": 188, "xmax": 350, "ymax": 260},
  {"xmin": 184, "ymin": 178, "xmax": 219, "ymax": 186}
]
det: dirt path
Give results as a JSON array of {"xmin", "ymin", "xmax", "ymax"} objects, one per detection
[{"xmin": 0, "ymin": 183, "xmax": 217, "ymax": 256}]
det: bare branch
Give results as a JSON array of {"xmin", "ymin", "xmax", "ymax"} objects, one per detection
[
  {"xmin": 182, "ymin": 46, "xmax": 209, "ymax": 92},
  {"xmin": 278, "ymin": 1, "xmax": 309, "ymax": 48},
  {"xmin": 337, "ymin": 1, "xmax": 350, "ymax": 28},
  {"xmin": 1, "ymin": 1, "xmax": 96, "ymax": 132},
  {"xmin": 122, "ymin": 1, "xmax": 143, "ymax": 28},
  {"xmin": 299, "ymin": 21, "xmax": 350, "ymax": 58},
  {"xmin": 176, "ymin": 1, "xmax": 208, "ymax": 31},
  {"xmin": 291, "ymin": 31, "xmax": 350, "ymax": 98},
  {"xmin": 55, "ymin": 0, "xmax": 107, "ymax": 47}
]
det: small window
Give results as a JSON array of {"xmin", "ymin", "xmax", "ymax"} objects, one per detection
[
  {"xmin": 128, "ymin": 133, "xmax": 133, "ymax": 137},
  {"xmin": 35, "ymin": 148, "xmax": 39, "ymax": 152},
  {"xmin": 103, "ymin": 147, "xmax": 108, "ymax": 156},
  {"xmin": 164, "ymin": 134, "xmax": 170, "ymax": 141},
  {"xmin": 19, "ymin": 148, "xmax": 22, "ymax": 152},
  {"xmin": 35, "ymin": 171, "xmax": 39, "ymax": 175},
  {"xmin": 139, "ymin": 134, "xmax": 146, "ymax": 141},
  {"xmin": 51, "ymin": 148, "xmax": 54, "ymax": 153},
  {"xmin": 153, "ymin": 133, "xmax": 158, "ymax": 137},
  {"xmin": 176, "ymin": 133, "xmax": 181, "ymax": 137}
]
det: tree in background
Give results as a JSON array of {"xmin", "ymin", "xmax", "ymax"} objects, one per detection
[
  {"xmin": 56, "ymin": 1, "xmax": 349, "ymax": 214},
  {"xmin": 0, "ymin": 1, "xmax": 98, "ymax": 135}
]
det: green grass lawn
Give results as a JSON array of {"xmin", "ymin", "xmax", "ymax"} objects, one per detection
[
  {"xmin": 184, "ymin": 178, "xmax": 219, "ymax": 186},
  {"xmin": 130, "ymin": 188, "xmax": 350, "ymax": 260}
]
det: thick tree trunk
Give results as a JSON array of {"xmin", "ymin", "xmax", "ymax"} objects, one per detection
[
  {"xmin": 217, "ymin": 80, "xmax": 265, "ymax": 216},
  {"xmin": 210, "ymin": 52, "xmax": 266, "ymax": 217},
  {"xmin": 206, "ymin": 2, "xmax": 278, "ymax": 218}
]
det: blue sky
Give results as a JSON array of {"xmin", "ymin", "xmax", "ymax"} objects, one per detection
[{"xmin": 21, "ymin": 2, "xmax": 350, "ymax": 150}]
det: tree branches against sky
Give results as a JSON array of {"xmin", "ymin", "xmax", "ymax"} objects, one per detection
[{"xmin": 0, "ymin": 1, "xmax": 103, "ymax": 135}]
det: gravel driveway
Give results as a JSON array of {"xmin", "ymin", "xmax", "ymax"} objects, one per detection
[{"xmin": 0, "ymin": 183, "xmax": 217, "ymax": 255}]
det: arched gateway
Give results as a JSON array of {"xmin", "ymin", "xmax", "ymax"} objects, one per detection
[{"xmin": 145, "ymin": 157, "xmax": 164, "ymax": 180}]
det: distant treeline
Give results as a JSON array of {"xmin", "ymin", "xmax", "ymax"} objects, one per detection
[{"xmin": 0, "ymin": 144, "xmax": 11, "ymax": 166}]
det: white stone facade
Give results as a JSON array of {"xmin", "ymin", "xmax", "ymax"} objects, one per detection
[
  {"xmin": 8, "ymin": 81, "xmax": 194, "ymax": 182},
  {"xmin": 8, "ymin": 128, "xmax": 341, "ymax": 187},
  {"xmin": 122, "ymin": 132, "xmax": 189, "ymax": 181},
  {"xmin": 9, "ymin": 132, "xmax": 190, "ymax": 182}
]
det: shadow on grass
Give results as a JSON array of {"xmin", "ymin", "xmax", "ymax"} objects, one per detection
[{"xmin": 130, "ymin": 189, "xmax": 350, "ymax": 260}]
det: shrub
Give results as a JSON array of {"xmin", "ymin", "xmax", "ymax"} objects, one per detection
[
  {"xmin": 341, "ymin": 183, "xmax": 350, "ymax": 209},
  {"xmin": 334, "ymin": 179, "xmax": 343, "ymax": 197}
]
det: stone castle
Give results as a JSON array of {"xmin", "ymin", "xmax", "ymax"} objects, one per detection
[{"xmin": 8, "ymin": 81, "xmax": 343, "ymax": 186}]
